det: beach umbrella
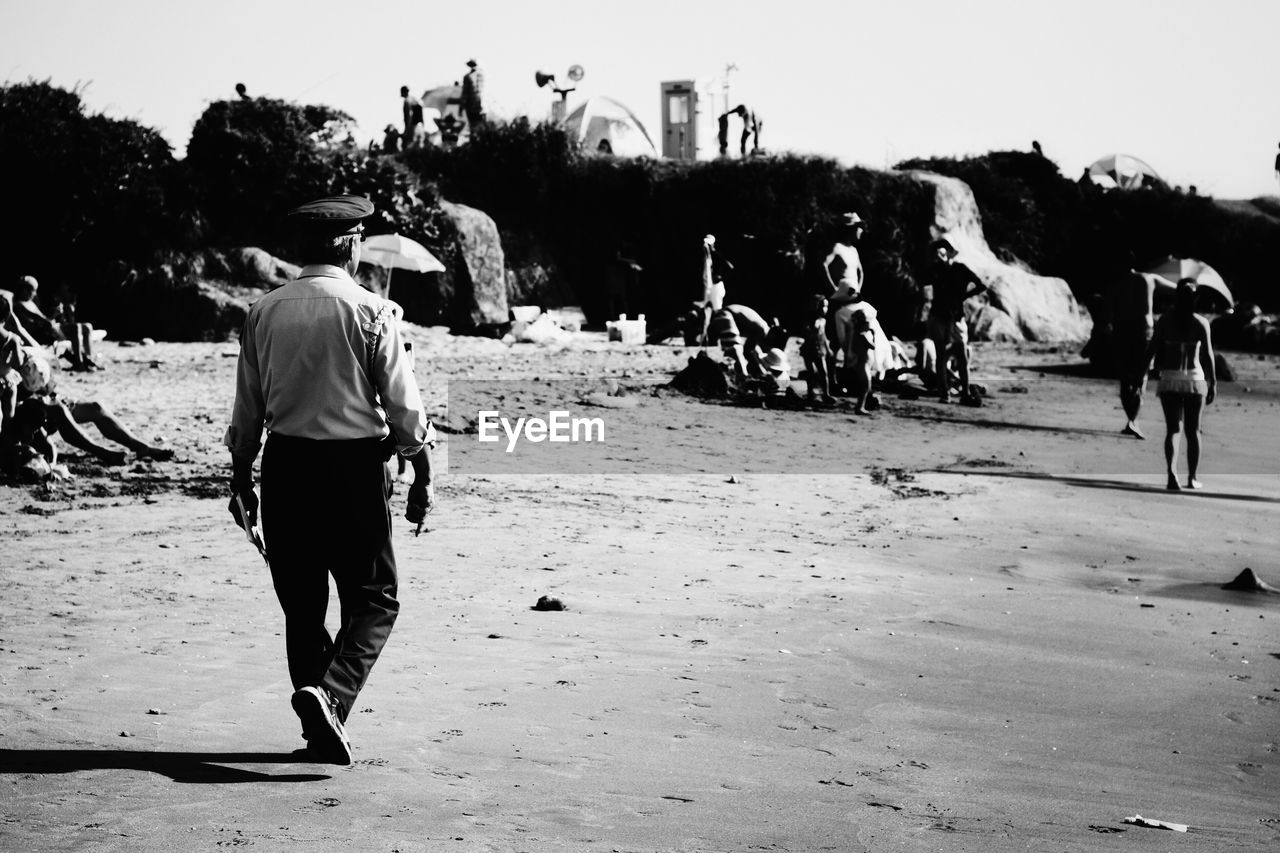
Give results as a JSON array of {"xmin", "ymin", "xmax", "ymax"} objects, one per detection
[
  {"xmin": 1088, "ymin": 153, "xmax": 1161, "ymax": 189},
  {"xmin": 1143, "ymin": 257, "xmax": 1234, "ymax": 308},
  {"xmin": 361, "ymin": 234, "xmax": 444, "ymax": 273},
  {"xmin": 360, "ymin": 233, "xmax": 445, "ymax": 293}
]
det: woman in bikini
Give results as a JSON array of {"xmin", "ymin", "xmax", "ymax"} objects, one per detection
[{"xmin": 1145, "ymin": 278, "xmax": 1216, "ymax": 491}]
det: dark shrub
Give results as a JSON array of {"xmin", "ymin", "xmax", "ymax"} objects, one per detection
[
  {"xmin": 407, "ymin": 121, "xmax": 937, "ymax": 336},
  {"xmin": 0, "ymin": 80, "xmax": 182, "ymax": 315}
]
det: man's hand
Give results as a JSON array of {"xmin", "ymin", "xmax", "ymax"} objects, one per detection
[
  {"xmin": 229, "ymin": 485, "xmax": 259, "ymax": 530},
  {"xmin": 406, "ymin": 480, "xmax": 434, "ymax": 525},
  {"xmin": 1206, "ymin": 384, "xmax": 1216, "ymax": 405}
]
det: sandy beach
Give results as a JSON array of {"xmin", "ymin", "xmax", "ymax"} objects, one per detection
[{"xmin": 2, "ymin": 331, "xmax": 1278, "ymax": 852}]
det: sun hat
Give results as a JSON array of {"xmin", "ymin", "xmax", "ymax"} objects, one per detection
[{"xmin": 763, "ymin": 348, "xmax": 790, "ymax": 375}]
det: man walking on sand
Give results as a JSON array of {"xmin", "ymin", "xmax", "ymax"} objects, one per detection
[
  {"xmin": 225, "ymin": 195, "xmax": 434, "ymax": 765},
  {"xmin": 1113, "ymin": 258, "xmax": 1156, "ymax": 439}
]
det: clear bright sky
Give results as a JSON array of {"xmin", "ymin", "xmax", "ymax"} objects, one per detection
[{"xmin": 5, "ymin": 0, "xmax": 1278, "ymax": 199}]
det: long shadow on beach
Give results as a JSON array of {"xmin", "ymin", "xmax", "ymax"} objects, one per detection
[
  {"xmin": 0, "ymin": 749, "xmax": 330, "ymax": 783},
  {"xmin": 935, "ymin": 469, "xmax": 1280, "ymax": 504},
  {"xmin": 898, "ymin": 410, "xmax": 1116, "ymax": 437}
]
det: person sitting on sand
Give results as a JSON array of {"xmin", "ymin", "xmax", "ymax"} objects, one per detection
[
  {"xmin": 0, "ymin": 297, "xmax": 27, "ymax": 434},
  {"xmin": 1144, "ymin": 278, "xmax": 1216, "ymax": 491},
  {"xmin": 1112, "ymin": 259, "xmax": 1156, "ymax": 439},
  {"xmin": 10, "ymin": 276, "xmax": 97, "ymax": 371},
  {"xmin": 924, "ymin": 238, "xmax": 987, "ymax": 404},
  {"xmin": 0, "ymin": 397, "xmax": 62, "ymax": 481},
  {"xmin": 7, "ymin": 330, "xmax": 173, "ymax": 465}
]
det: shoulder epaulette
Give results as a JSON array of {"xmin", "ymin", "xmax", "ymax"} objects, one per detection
[{"xmin": 363, "ymin": 301, "xmax": 396, "ymax": 334}]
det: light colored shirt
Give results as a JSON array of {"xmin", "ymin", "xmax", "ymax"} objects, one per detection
[{"xmin": 224, "ymin": 265, "xmax": 428, "ymax": 462}]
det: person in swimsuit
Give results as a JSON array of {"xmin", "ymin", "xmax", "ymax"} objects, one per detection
[
  {"xmin": 821, "ymin": 212, "xmax": 866, "ymax": 385},
  {"xmin": 1144, "ymin": 278, "xmax": 1216, "ymax": 491}
]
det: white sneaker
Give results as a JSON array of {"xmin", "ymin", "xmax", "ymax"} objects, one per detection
[{"xmin": 291, "ymin": 686, "xmax": 352, "ymax": 765}]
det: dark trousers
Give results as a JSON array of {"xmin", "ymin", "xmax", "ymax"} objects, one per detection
[{"xmin": 261, "ymin": 434, "xmax": 399, "ymax": 723}]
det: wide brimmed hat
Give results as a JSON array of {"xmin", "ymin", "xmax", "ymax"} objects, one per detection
[
  {"xmin": 763, "ymin": 347, "xmax": 790, "ymax": 375},
  {"xmin": 841, "ymin": 212, "xmax": 866, "ymax": 228},
  {"xmin": 931, "ymin": 237, "xmax": 958, "ymax": 257}
]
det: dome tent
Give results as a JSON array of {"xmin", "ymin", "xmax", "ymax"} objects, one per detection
[
  {"xmin": 1087, "ymin": 153, "xmax": 1161, "ymax": 189},
  {"xmin": 562, "ymin": 96, "xmax": 657, "ymax": 158}
]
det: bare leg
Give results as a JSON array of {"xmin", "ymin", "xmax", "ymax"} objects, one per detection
[
  {"xmin": 807, "ymin": 357, "xmax": 830, "ymax": 401},
  {"xmin": 1158, "ymin": 394, "xmax": 1183, "ymax": 491},
  {"xmin": 1183, "ymin": 394, "xmax": 1204, "ymax": 489},
  {"xmin": 78, "ymin": 323, "xmax": 95, "ymax": 365},
  {"xmin": 69, "ymin": 402, "xmax": 173, "ymax": 460},
  {"xmin": 1120, "ymin": 375, "xmax": 1146, "ymax": 438},
  {"xmin": 852, "ymin": 358, "xmax": 873, "ymax": 414},
  {"xmin": 44, "ymin": 401, "xmax": 127, "ymax": 465}
]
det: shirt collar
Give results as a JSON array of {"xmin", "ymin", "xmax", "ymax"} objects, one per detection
[{"xmin": 298, "ymin": 264, "xmax": 356, "ymax": 283}]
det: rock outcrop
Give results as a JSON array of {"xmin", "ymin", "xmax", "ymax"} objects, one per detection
[
  {"xmin": 907, "ymin": 171, "xmax": 1092, "ymax": 342},
  {"xmin": 105, "ymin": 247, "xmax": 301, "ymax": 341},
  {"xmin": 439, "ymin": 201, "xmax": 508, "ymax": 330}
]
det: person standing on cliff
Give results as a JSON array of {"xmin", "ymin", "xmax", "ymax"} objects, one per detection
[
  {"xmin": 728, "ymin": 104, "xmax": 762, "ymax": 155},
  {"xmin": 225, "ymin": 195, "xmax": 434, "ymax": 764},
  {"xmin": 400, "ymin": 86, "xmax": 425, "ymax": 149},
  {"xmin": 461, "ymin": 59, "xmax": 485, "ymax": 128}
]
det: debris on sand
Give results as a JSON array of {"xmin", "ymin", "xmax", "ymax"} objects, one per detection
[
  {"xmin": 1221, "ymin": 568, "xmax": 1279, "ymax": 594},
  {"xmin": 669, "ymin": 351, "xmax": 735, "ymax": 398},
  {"xmin": 1123, "ymin": 814, "xmax": 1188, "ymax": 832},
  {"xmin": 531, "ymin": 595, "xmax": 566, "ymax": 611}
]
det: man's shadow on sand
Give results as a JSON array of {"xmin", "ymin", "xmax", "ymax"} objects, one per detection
[
  {"xmin": 0, "ymin": 748, "xmax": 330, "ymax": 783},
  {"xmin": 938, "ymin": 469, "xmax": 1280, "ymax": 504},
  {"xmin": 899, "ymin": 410, "xmax": 1115, "ymax": 437}
]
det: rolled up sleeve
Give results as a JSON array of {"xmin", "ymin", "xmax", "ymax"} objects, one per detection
[
  {"xmin": 373, "ymin": 318, "xmax": 428, "ymax": 456},
  {"xmin": 224, "ymin": 313, "xmax": 266, "ymax": 462}
]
